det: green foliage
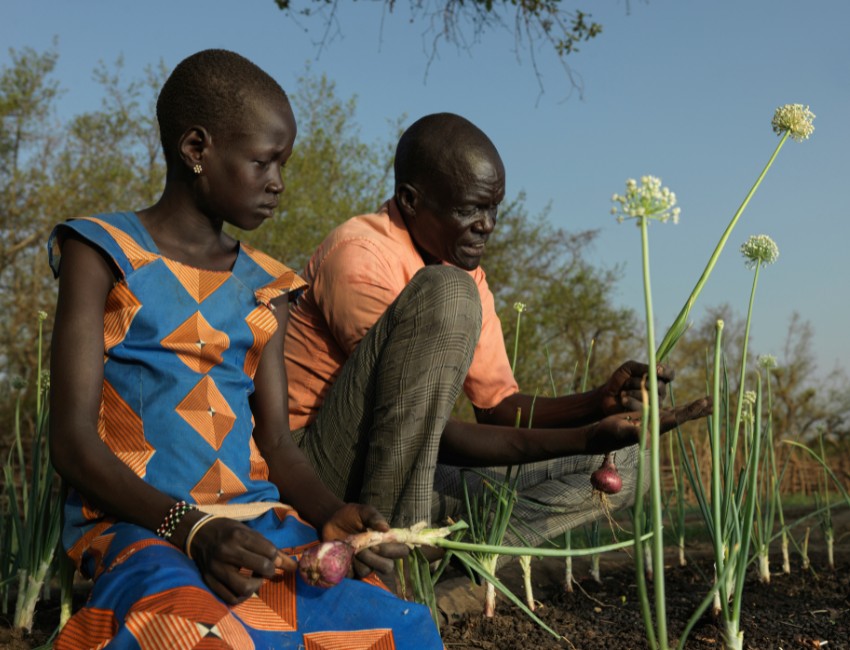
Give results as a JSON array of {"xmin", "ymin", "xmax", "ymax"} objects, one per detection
[{"xmin": 0, "ymin": 48, "xmax": 168, "ymax": 453}]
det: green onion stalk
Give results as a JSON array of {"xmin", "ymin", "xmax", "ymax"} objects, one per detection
[
  {"xmin": 759, "ymin": 358, "xmax": 792, "ymax": 574},
  {"xmin": 656, "ymin": 104, "xmax": 815, "ymax": 363},
  {"xmin": 343, "ymin": 520, "xmax": 656, "ymax": 641},
  {"xmin": 813, "ymin": 431, "xmax": 835, "ymax": 569},
  {"xmin": 543, "ymin": 346, "xmax": 577, "ymax": 594},
  {"xmin": 664, "ymin": 413, "xmax": 688, "ymax": 567},
  {"xmin": 800, "ymin": 527, "xmax": 811, "ymax": 571},
  {"xmin": 509, "ymin": 302, "xmax": 538, "ymax": 612},
  {"xmin": 584, "ymin": 521, "xmax": 602, "ymax": 584},
  {"xmin": 561, "ymin": 530, "xmax": 574, "ymax": 592},
  {"xmin": 612, "ymin": 175, "xmax": 678, "ymax": 649},
  {"xmin": 750, "ymin": 354, "xmax": 784, "ymax": 582}
]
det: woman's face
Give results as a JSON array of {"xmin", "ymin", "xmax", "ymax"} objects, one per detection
[{"xmin": 198, "ymin": 98, "xmax": 297, "ymax": 231}]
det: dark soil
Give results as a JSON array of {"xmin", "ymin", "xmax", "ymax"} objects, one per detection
[
  {"xmin": 3, "ymin": 521, "xmax": 848, "ymax": 649},
  {"xmin": 436, "ymin": 547, "xmax": 849, "ymax": 649}
]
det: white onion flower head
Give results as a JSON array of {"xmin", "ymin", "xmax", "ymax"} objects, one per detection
[
  {"xmin": 742, "ymin": 390, "xmax": 757, "ymax": 407},
  {"xmin": 513, "ymin": 302, "xmax": 526, "ymax": 313},
  {"xmin": 611, "ymin": 175, "xmax": 680, "ymax": 225},
  {"xmin": 741, "ymin": 234, "xmax": 779, "ymax": 269},
  {"xmin": 771, "ymin": 104, "xmax": 815, "ymax": 142},
  {"xmin": 38, "ymin": 310, "xmax": 48, "ymax": 322},
  {"xmin": 758, "ymin": 354, "xmax": 778, "ymax": 370}
]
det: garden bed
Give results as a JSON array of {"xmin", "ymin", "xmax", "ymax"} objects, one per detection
[
  {"xmin": 2, "ymin": 512, "xmax": 847, "ymax": 649},
  {"xmin": 436, "ymin": 545, "xmax": 848, "ymax": 649}
]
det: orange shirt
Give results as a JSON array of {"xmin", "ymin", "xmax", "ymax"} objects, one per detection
[{"xmin": 286, "ymin": 199, "xmax": 519, "ymax": 430}]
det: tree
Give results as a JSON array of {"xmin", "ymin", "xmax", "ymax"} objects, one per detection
[
  {"xmin": 0, "ymin": 49, "xmax": 167, "ymax": 449},
  {"xmin": 663, "ymin": 306, "xmax": 850, "ymax": 452},
  {"xmin": 275, "ymin": 0, "xmax": 604, "ymax": 96},
  {"xmin": 770, "ymin": 313, "xmax": 850, "ymax": 444}
]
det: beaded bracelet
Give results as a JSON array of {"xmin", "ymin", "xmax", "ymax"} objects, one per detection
[
  {"xmin": 155, "ymin": 500, "xmax": 196, "ymax": 541},
  {"xmin": 185, "ymin": 514, "xmax": 220, "ymax": 560}
]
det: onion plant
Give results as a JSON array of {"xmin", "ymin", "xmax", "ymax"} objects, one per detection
[
  {"xmin": 750, "ymin": 354, "xmax": 791, "ymax": 582},
  {"xmin": 759, "ymin": 355, "xmax": 793, "ymax": 574},
  {"xmin": 663, "ymin": 421, "xmax": 688, "ymax": 567},
  {"xmin": 813, "ymin": 431, "xmax": 835, "ymax": 569},
  {"xmin": 609, "ymin": 102, "xmax": 813, "ymax": 650},
  {"xmin": 509, "ymin": 301, "xmax": 538, "ymax": 612},
  {"xmin": 2, "ymin": 311, "xmax": 62, "ymax": 633},
  {"xmin": 612, "ymin": 175, "xmax": 679, "ymax": 648}
]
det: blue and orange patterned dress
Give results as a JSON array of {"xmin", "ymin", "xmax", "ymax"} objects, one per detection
[{"xmin": 48, "ymin": 212, "xmax": 442, "ymax": 650}]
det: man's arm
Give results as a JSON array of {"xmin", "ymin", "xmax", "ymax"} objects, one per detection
[
  {"xmin": 438, "ymin": 394, "xmax": 712, "ymax": 467},
  {"xmin": 474, "ymin": 361, "xmax": 677, "ymax": 428}
]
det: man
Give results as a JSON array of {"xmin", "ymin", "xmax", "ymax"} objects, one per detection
[{"xmin": 285, "ymin": 112, "xmax": 710, "ymax": 551}]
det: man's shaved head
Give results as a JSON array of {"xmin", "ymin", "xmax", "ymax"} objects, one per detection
[
  {"xmin": 394, "ymin": 113, "xmax": 503, "ymax": 194},
  {"xmin": 393, "ymin": 113, "xmax": 506, "ymax": 270}
]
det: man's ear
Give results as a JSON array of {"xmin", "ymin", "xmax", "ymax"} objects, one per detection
[
  {"xmin": 396, "ymin": 182, "xmax": 419, "ymax": 217},
  {"xmin": 178, "ymin": 126, "xmax": 210, "ymax": 172}
]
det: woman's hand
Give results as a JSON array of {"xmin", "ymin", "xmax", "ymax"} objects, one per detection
[{"xmin": 183, "ymin": 516, "xmax": 282, "ymax": 605}]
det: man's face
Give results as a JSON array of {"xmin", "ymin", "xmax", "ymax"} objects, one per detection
[{"xmin": 405, "ymin": 151, "xmax": 506, "ymax": 271}]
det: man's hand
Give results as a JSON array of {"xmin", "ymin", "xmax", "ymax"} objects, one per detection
[
  {"xmin": 321, "ymin": 503, "xmax": 410, "ymax": 578},
  {"xmin": 598, "ymin": 361, "xmax": 675, "ymax": 415},
  {"xmin": 585, "ymin": 396, "xmax": 713, "ymax": 454}
]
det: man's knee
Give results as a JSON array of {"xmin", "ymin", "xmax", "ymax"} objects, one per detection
[{"xmin": 405, "ymin": 265, "xmax": 482, "ymax": 331}]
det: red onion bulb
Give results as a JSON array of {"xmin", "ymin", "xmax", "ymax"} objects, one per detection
[
  {"xmin": 591, "ymin": 452, "xmax": 623, "ymax": 495},
  {"xmin": 298, "ymin": 540, "xmax": 355, "ymax": 588}
]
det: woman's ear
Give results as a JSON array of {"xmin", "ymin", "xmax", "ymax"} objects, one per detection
[
  {"xmin": 178, "ymin": 126, "xmax": 210, "ymax": 172},
  {"xmin": 396, "ymin": 183, "xmax": 419, "ymax": 218}
]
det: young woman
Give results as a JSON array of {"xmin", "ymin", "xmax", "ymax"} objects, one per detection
[{"xmin": 48, "ymin": 48, "xmax": 441, "ymax": 649}]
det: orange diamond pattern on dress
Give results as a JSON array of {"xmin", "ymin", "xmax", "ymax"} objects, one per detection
[
  {"xmin": 104, "ymin": 282, "xmax": 142, "ymax": 352},
  {"xmin": 176, "ymin": 377, "xmax": 236, "ymax": 451},
  {"xmin": 126, "ymin": 586, "xmax": 254, "ymax": 650},
  {"xmin": 240, "ymin": 243, "xmax": 292, "ymax": 278},
  {"xmin": 54, "ymin": 606, "xmax": 116, "ymax": 650},
  {"xmin": 303, "ymin": 629, "xmax": 396, "ymax": 650},
  {"xmin": 243, "ymin": 305, "xmax": 278, "ymax": 379},
  {"xmin": 189, "ymin": 459, "xmax": 246, "ymax": 505},
  {"xmin": 162, "ymin": 312, "xmax": 230, "ymax": 374},
  {"xmin": 248, "ymin": 437, "xmax": 269, "ymax": 481},
  {"xmin": 254, "ymin": 274, "xmax": 306, "ymax": 308},
  {"xmin": 232, "ymin": 571, "xmax": 297, "ymax": 632},
  {"xmin": 82, "ymin": 217, "xmax": 159, "ymax": 271},
  {"xmin": 100, "ymin": 380, "xmax": 155, "ymax": 477},
  {"xmin": 162, "ymin": 259, "xmax": 230, "ymax": 304}
]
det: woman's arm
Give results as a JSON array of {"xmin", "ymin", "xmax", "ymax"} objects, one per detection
[{"xmin": 50, "ymin": 237, "xmax": 279, "ymax": 604}]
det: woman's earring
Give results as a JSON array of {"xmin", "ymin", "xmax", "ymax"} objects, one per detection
[{"xmin": 193, "ymin": 164, "xmax": 203, "ymax": 175}]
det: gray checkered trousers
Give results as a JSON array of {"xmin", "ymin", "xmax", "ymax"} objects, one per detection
[{"xmin": 292, "ymin": 265, "xmax": 647, "ymax": 548}]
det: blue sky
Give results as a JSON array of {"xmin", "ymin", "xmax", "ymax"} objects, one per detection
[{"xmin": 4, "ymin": 0, "xmax": 848, "ymax": 378}]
